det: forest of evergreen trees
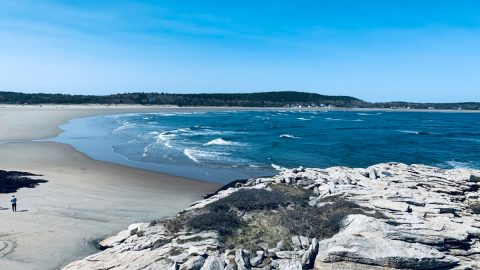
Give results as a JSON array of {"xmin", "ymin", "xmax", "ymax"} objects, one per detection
[
  {"xmin": 0, "ymin": 91, "xmax": 364, "ymax": 107},
  {"xmin": 0, "ymin": 91, "xmax": 478, "ymax": 110}
]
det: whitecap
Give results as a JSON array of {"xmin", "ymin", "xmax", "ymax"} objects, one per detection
[
  {"xmin": 155, "ymin": 113, "xmax": 176, "ymax": 116},
  {"xmin": 357, "ymin": 112, "xmax": 382, "ymax": 116},
  {"xmin": 204, "ymin": 138, "xmax": 240, "ymax": 146},
  {"xmin": 325, "ymin": 118, "xmax": 363, "ymax": 122},
  {"xmin": 271, "ymin": 163, "xmax": 287, "ymax": 171},
  {"xmin": 397, "ymin": 130, "xmax": 432, "ymax": 135},
  {"xmin": 112, "ymin": 121, "xmax": 136, "ymax": 133},
  {"xmin": 183, "ymin": 148, "xmax": 226, "ymax": 163},
  {"xmin": 280, "ymin": 134, "xmax": 300, "ymax": 139},
  {"xmin": 398, "ymin": 130, "xmax": 420, "ymax": 134},
  {"xmin": 297, "ymin": 117, "xmax": 310, "ymax": 121},
  {"xmin": 184, "ymin": 148, "xmax": 200, "ymax": 163},
  {"xmin": 156, "ymin": 132, "xmax": 175, "ymax": 148}
]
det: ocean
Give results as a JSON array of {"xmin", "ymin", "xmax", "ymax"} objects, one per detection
[{"xmin": 51, "ymin": 110, "xmax": 480, "ymax": 184}]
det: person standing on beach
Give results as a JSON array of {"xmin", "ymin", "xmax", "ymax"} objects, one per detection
[{"xmin": 11, "ymin": 195, "xmax": 17, "ymax": 212}]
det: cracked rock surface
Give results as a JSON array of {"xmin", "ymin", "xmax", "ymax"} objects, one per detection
[{"xmin": 63, "ymin": 163, "xmax": 480, "ymax": 270}]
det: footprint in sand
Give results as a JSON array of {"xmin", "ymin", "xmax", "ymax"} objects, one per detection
[{"xmin": 0, "ymin": 240, "xmax": 16, "ymax": 257}]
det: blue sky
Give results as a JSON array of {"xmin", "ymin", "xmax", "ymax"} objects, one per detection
[{"xmin": 0, "ymin": 0, "xmax": 479, "ymax": 102}]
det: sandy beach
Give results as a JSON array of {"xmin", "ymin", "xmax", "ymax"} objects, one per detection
[{"xmin": 0, "ymin": 105, "xmax": 219, "ymax": 270}]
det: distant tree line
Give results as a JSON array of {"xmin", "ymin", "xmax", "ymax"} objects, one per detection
[
  {"xmin": 0, "ymin": 91, "xmax": 364, "ymax": 107},
  {"xmin": 0, "ymin": 91, "xmax": 478, "ymax": 110},
  {"xmin": 364, "ymin": 101, "xmax": 480, "ymax": 110}
]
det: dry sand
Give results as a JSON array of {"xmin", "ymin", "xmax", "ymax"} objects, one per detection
[{"xmin": 0, "ymin": 105, "xmax": 220, "ymax": 270}]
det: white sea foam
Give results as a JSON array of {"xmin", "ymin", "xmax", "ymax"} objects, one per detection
[
  {"xmin": 280, "ymin": 134, "xmax": 299, "ymax": 139},
  {"xmin": 357, "ymin": 112, "xmax": 382, "ymax": 116},
  {"xmin": 183, "ymin": 148, "xmax": 225, "ymax": 163},
  {"xmin": 184, "ymin": 148, "xmax": 200, "ymax": 163},
  {"xmin": 105, "ymin": 113, "xmax": 141, "ymax": 119},
  {"xmin": 157, "ymin": 132, "xmax": 175, "ymax": 148},
  {"xmin": 325, "ymin": 118, "xmax": 364, "ymax": 122},
  {"xmin": 398, "ymin": 130, "xmax": 432, "ymax": 135},
  {"xmin": 297, "ymin": 117, "xmax": 310, "ymax": 121},
  {"xmin": 398, "ymin": 130, "xmax": 419, "ymax": 134},
  {"xmin": 271, "ymin": 163, "xmax": 287, "ymax": 171},
  {"xmin": 204, "ymin": 138, "xmax": 239, "ymax": 146},
  {"xmin": 112, "ymin": 121, "xmax": 136, "ymax": 133},
  {"xmin": 445, "ymin": 161, "xmax": 475, "ymax": 169}
]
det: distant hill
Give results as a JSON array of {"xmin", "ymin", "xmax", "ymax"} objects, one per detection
[
  {"xmin": 0, "ymin": 91, "xmax": 478, "ymax": 110},
  {"xmin": 0, "ymin": 91, "xmax": 365, "ymax": 107}
]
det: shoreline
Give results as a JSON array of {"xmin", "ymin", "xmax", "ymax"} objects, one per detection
[
  {"xmin": 0, "ymin": 105, "xmax": 220, "ymax": 270},
  {"xmin": 0, "ymin": 105, "xmax": 479, "ymax": 269},
  {"xmin": 1, "ymin": 104, "xmax": 479, "ymax": 142}
]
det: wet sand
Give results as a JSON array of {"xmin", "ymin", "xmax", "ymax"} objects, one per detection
[{"xmin": 0, "ymin": 105, "xmax": 219, "ymax": 270}]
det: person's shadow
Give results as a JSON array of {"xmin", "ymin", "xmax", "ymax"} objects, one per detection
[
  {"xmin": 17, "ymin": 210, "xmax": 28, "ymax": 212},
  {"xmin": 0, "ymin": 207, "xmax": 9, "ymax": 211}
]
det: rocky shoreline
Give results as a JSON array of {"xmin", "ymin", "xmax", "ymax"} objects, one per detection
[{"xmin": 63, "ymin": 163, "xmax": 480, "ymax": 270}]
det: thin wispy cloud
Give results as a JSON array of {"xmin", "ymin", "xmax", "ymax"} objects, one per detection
[{"xmin": 0, "ymin": 0, "xmax": 479, "ymax": 102}]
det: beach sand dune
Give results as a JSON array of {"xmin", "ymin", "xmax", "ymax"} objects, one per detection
[{"xmin": 0, "ymin": 106, "xmax": 219, "ymax": 270}]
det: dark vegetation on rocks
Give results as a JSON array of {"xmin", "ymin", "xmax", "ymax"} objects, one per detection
[
  {"xmin": 187, "ymin": 211, "xmax": 244, "ymax": 237},
  {"xmin": 0, "ymin": 170, "xmax": 48, "ymax": 193},
  {"xmin": 169, "ymin": 185, "xmax": 371, "ymax": 252},
  {"xmin": 208, "ymin": 188, "xmax": 298, "ymax": 211},
  {"xmin": 279, "ymin": 200, "xmax": 364, "ymax": 239},
  {"xmin": 471, "ymin": 203, "xmax": 480, "ymax": 214},
  {"xmin": 63, "ymin": 164, "xmax": 480, "ymax": 270}
]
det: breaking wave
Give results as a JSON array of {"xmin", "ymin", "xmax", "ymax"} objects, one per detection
[
  {"xmin": 280, "ymin": 134, "xmax": 299, "ymax": 139},
  {"xmin": 397, "ymin": 130, "xmax": 433, "ymax": 135},
  {"xmin": 357, "ymin": 112, "xmax": 382, "ymax": 116},
  {"xmin": 204, "ymin": 138, "xmax": 239, "ymax": 146},
  {"xmin": 325, "ymin": 118, "xmax": 364, "ymax": 122}
]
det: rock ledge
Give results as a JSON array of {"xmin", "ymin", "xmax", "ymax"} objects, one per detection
[{"xmin": 63, "ymin": 163, "xmax": 480, "ymax": 270}]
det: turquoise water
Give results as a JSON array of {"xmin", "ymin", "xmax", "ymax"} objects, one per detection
[{"xmin": 52, "ymin": 110, "xmax": 480, "ymax": 184}]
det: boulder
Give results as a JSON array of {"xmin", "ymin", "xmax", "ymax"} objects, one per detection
[
  {"xmin": 469, "ymin": 174, "xmax": 480, "ymax": 183},
  {"xmin": 235, "ymin": 249, "xmax": 251, "ymax": 270},
  {"xmin": 299, "ymin": 236, "xmax": 310, "ymax": 249},
  {"xmin": 272, "ymin": 259, "xmax": 303, "ymax": 270},
  {"xmin": 180, "ymin": 255, "xmax": 206, "ymax": 270},
  {"xmin": 316, "ymin": 234, "xmax": 459, "ymax": 269},
  {"xmin": 62, "ymin": 163, "xmax": 480, "ymax": 270},
  {"xmin": 292, "ymin": 236, "xmax": 302, "ymax": 249},
  {"xmin": 315, "ymin": 215, "xmax": 460, "ymax": 269},
  {"xmin": 301, "ymin": 238, "xmax": 318, "ymax": 268},
  {"xmin": 128, "ymin": 223, "xmax": 150, "ymax": 235},
  {"xmin": 200, "ymin": 256, "xmax": 225, "ymax": 270},
  {"xmin": 98, "ymin": 229, "xmax": 131, "ymax": 249}
]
